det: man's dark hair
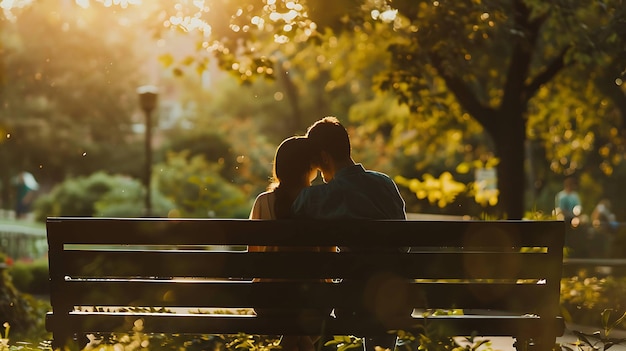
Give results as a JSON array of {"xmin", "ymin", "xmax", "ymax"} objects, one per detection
[{"xmin": 306, "ymin": 116, "xmax": 351, "ymax": 161}]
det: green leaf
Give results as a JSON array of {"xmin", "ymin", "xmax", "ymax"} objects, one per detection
[{"xmin": 602, "ymin": 309, "xmax": 612, "ymax": 330}]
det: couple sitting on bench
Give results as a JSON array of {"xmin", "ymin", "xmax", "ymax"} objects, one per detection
[{"xmin": 249, "ymin": 116, "xmax": 407, "ymax": 351}]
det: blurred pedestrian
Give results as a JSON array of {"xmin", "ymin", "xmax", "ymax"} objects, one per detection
[
  {"xmin": 555, "ymin": 176, "xmax": 585, "ymax": 255},
  {"xmin": 555, "ymin": 176, "xmax": 582, "ymax": 226},
  {"xmin": 589, "ymin": 198, "xmax": 618, "ymax": 257},
  {"xmin": 14, "ymin": 172, "xmax": 39, "ymax": 220}
]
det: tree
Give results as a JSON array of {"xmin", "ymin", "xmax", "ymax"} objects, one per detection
[
  {"xmin": 187, "ymin": 0, "xmax": 626, "ymax": 218},
  {"xmin": 108, "ymin": 0, "xmax": 624, "ymax": 218},
  {"xmin": 0, "ymin": 0, "xmax": 146, "ymax": 208},
  {"xmin": 154, "ymin": 151, "xmax": 250, "ymax": 218},
  {"xmin": 338, "ymin": 1, "xmax": 626, "ymax": 218},
  {"xmin": 4, "ymin": 1, "xmax": 626, "ymax": 218}
]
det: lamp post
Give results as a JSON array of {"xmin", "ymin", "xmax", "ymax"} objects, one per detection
[{"xmin": 137, "ymin": 85, "xmax": 158, "ymax": 217}]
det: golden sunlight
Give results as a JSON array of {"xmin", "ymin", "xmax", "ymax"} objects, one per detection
[
  {"xmin": 0, "ymin": 0, "xmax": 32, "ymax": 9},
  {"xmin": 82, "ymin": 0, "xmax": 142, "ymax": 8},
  {"xmin": 0, "ymin": 0, "xmax": 32, "ymax": 19}
]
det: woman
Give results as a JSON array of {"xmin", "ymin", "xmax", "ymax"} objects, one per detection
[
  {"xmin": 248, "ymin": 136, "xmax": 321, "ymax": 351},
  {"xmin": 249, "ymin": 136, "xmax": 317, "ymax": 221}
]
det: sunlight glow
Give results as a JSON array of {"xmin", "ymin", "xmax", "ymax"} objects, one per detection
[
  {"xmin": 0, "ymin": 0, "xmax": 32, "ymax": 9},
  {"xmin": 99, "ymin": 0, "xmax": 142, "ymax": 8},
  {"xmin": 371, "ymin": 8, "xmax": 397, "ymax": 23},
  {"xmin": 274, "ymin": 34, "xmax": 289, "ymax": 43},
  {"xmin": 169, "ymin": 15, "xmax": 212, "ymax": 36},
  {"xmin": 0, "ymin": 0, "xmax": 32, "ymax": 20},
  {"xmin": 75, "ymin": 0, "xmax": 89, "ymax": 8}
]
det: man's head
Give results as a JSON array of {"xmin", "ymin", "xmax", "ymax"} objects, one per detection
[
  {"xmin": 564, "ymin": 176, "xmax": 577, "ymax": 192},
  {"xmin": 305, "ymin": 116, "xmax": 353, "ymax": 182}
]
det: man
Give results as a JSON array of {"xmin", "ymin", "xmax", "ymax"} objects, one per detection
[
  {"xmin": 292, "ymin": 116, "xmax": 406, "ymax": 220},
  {"xmin": 292, "ymin": 116, "xmax": 406, "ymax": 351}
]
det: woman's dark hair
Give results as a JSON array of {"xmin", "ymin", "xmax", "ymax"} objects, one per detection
[{"xmin": 269, "ymin": 136, "xmax": 314, "ymax": 219}]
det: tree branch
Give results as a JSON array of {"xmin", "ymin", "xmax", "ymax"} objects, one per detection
[
  {"xmin": 523, "ymin": 46, "xmax": 569, "ymax": 102},
  {"xmin": 429, "ymin": 52, "xmax": 497, "ymax": 133}
]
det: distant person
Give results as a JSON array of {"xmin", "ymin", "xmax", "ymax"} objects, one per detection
[
  {"xmin": 291, "ymin": 116, "xmax": 406, "ymax": 351},
  {"xmin": 590, "ymin": 198, "xmax": 618, "ymax": 257},
  {"xmin": 14, "ymin": 172, "xmax": 39, "ymax": 220},
  {"xmin": 555, "ymin": 176, "xmax": 581, "ymax": 225},
  {"xmin": 591, "ymin": 199, "xmax": 617, "ymax": 231}
]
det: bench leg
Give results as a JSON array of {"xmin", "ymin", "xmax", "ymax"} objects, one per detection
[
  {"xmin": 52, "ymin": 332, "xmax": 78, "ymax": 351},
  {"xmin": 52, "ymin": 331, "xmax": 89, "ymax": 351},
  {"xmin": 530, "ymin": 337, "xmax": 557, "ymax": 351},
  {"xmin": 513, "ymin": 337, "xmax": 529, "ymax": 351},
  {"xmin": 514, "ymin": 337, "xmax": 557, "ymax": 351}
]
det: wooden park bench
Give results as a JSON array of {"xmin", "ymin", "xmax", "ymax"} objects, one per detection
[{"xmin": 46, "ymin": 218, "xmax": 565, "ymax": 351}]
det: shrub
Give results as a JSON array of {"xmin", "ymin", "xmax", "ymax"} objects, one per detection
[
  {"xmin": 154, "ymin": 151, "xmax": 250, "ymax": 218},
  {"xmin": 9, "ymin": 258, "xmax": 49, "ymax": 295},
  {"xmin": 560, "ymin": 275, "xmax": 626, "ymax": 328},
  {"xmin": 0, "ymin": 254, "xmax": 49, "ymax": 339},
  {"xmin": 33, "ymin": 172, "xmax": 174, "ymax": 221}
]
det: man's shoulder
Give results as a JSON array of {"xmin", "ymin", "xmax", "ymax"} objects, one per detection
[{"xmin": 364, "ymin": 168, "xmax": 395, "ymax": 181}]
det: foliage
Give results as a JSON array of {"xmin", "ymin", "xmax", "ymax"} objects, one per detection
[
  {"xmin": 388, "ymin": 310, "xmax": 495, "ymax": 351},
  {"xmin": 324, "ymin": 335, "xmax": 363, "ymax": 351},
  {"xmin": 560, "ymin": 275, "xmax": 626, "ymax": 328},
  {"xmin": 154, "ymin": 151, "xmax": 250, "ymax": 218},
  {"xmin": 3, "ymin": 0, "xmax": 626, "ymax": 221},
  {"xmin": 395, "ymin": 173, "xmax": 468, "ymax": 209},
  {"xmin": 158, "ymin": 128, "xmax": 236, "ymax": 177},
  {"xmin": 0, "ymin": 253, "xmax": 49, "ymax": 340},
  {"xmin": 562, "ymin": 309, "xmax": 626, "ymax": 351},
  {"xmin": 33, "ymin": 172, "xmax": 173, "ymax": 221},
  {"xmin": 8, "ymin": 258, "xmax": 49, "ymax": 295},
  {"xmin": 128, "ymin": 0, "xmax": 626, "ymax": 219},
  {"xmin": 0, "ymin": 0, "xmax": 148, "ymax": 209},
  {"xmin": 93, "ymin": 176, "xmax": 173, "ymax": 218}
]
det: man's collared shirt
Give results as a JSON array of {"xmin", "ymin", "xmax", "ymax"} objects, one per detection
[{"xmin": 292, "ymin": 164, "xmax": 406, "ymax": 220}]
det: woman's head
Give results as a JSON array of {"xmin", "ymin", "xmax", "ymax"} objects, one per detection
[
  {"xmin": 270, "ymin": 136, "xmax": 316, "ymax": 190},
  {"xmin": 270, "ymin": 136, "xmax": 316, "ymax": 219}
]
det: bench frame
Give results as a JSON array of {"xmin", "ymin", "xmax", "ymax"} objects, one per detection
[{"xmin": 46, "ymin": 218, "xmax": 565, "ymax": 351}]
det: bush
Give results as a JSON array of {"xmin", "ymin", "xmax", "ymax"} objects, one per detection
[
  {"xmin": 33, "ymin": 172, "xmax": 174, "ymax": 221},
  {"xmin": 34, "ymin": 156, "xmax": 253, "ymax": 220},
  {"xmin": 0, "ymin": 254, "xmax": 49, "ymax": 339},
  {"xmin": 93, "ymin": 175, "xmax": 174, "ymax": 217},
  {"xmin": 9, "ymin": 258, "xmax": 49, "ymax": 295},
  {"xmin": 560, "ymin": 274, "xmax": 626, "ymax": 328},
  {"xmin": 154, "ymin": 151, "xmax": 250, "ymax": 218}
]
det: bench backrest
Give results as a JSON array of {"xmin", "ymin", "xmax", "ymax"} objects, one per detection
[{"xmin": 47, "ymin": 218, "xmax": 564, "ymax": 337}]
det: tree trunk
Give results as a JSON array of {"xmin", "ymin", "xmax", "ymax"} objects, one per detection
[{"xmin": 493, "ymin": 110, "xmax": 526, "ymax": 219}]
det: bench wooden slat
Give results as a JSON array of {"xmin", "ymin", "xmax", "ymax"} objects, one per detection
[
  {"xmin": 58, "ymin": 280, "xmax": 557, "ymax": 312},
  {"xmin": 54, "ymin": 251, "xmax": 560, "ymax": 280},
  {"xmin": 46, "ymin": 218, "xmax": 564, "ymax": 247},
  {"xmin": 46, "ymin": 312, "xmax": 565, "ymax": 339}
]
